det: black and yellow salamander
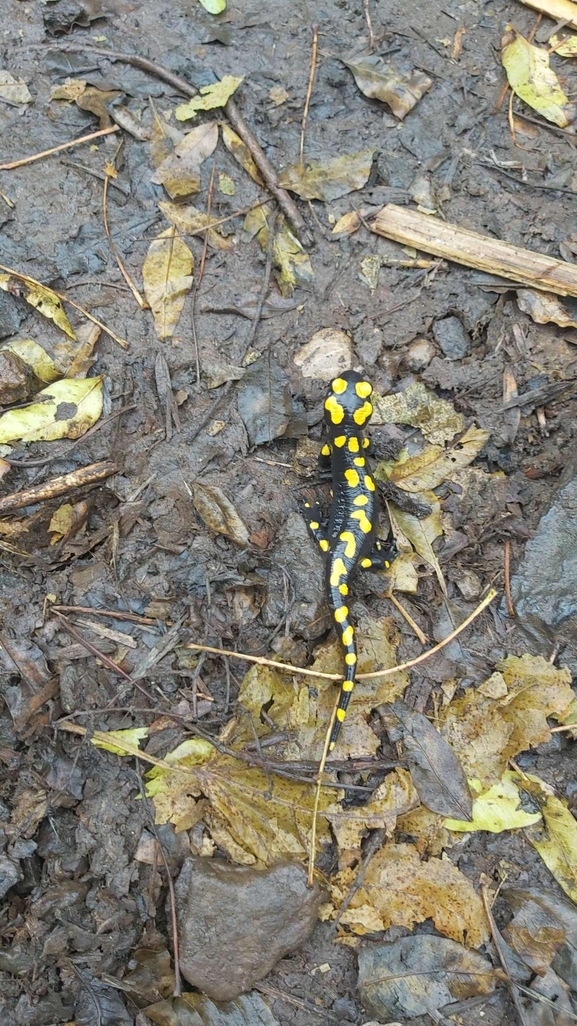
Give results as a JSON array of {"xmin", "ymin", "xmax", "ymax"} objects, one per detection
[{"xmin": 300, "ymin": 370, "xmax": 395, "ymax": 751}]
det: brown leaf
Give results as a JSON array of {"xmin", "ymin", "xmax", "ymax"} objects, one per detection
[
  {"xmin": 221, "ymin": 123, "xmax": 264, "ymax": 185},
  {"xmin": 193, "ymin": 483, "xmax": 251, "ymax": 547},
  {"xmin": 142, "ymin": 227, "xmax": 194, "ymax": 339},
  {"xmin": 279, "ymin": 150, "xmax": 375, "ymax": 202},
  {"xmin": 516, "ymin": 288, "xmax": 577, "ymax": 329},
  {"xmin": 151, "ymin": 120, "xmax": 219, "ymax": 199},
  {"xmin": 343, "ymin": 54, "xmax": 432, "ymax": 119},
  {"xmin": 325, "ymin": 767, "xmax": 419, "ymax": 868},
  {"xmin": 380, "ymin": 700, "xmax": 472, "ymax": 820},
  {"xmin": 159, "ymin": 200, "xmax": 234, "ymax": 251}
]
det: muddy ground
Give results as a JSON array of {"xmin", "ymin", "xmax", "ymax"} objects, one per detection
[{"xmin": 1, "ymin": 0, "xmax": 577, "ymax": 1023}]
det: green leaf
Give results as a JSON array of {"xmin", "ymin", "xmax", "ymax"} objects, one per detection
[
  {"xmin": 92, "ymin": 727, "xmax": 149, "ymax": 756},
  {"xmin": 199, "ymin": 0, "xmax": 226, "ymax": 11},
  {"xmin": 175, "ymin": 75, "xmax": 243, "ymax": 120},
  {"xmin": 444, "ymin": 772, "xmax": 542, "ymax": 833}
]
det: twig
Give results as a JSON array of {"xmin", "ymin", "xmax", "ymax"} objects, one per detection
[
  {"xmin": 480, "ymin": 876, "xmax": 530, "ymax": 1026},
  {"xmin": 504, "ymin": 540, "xmax": 515, "ymax": 616},
  {"xmin": 102, "ymin": 157, "xmax": 147, "ymax": 309},
  {"xmin": 186, "ymin": 589, "xmax": 498, "ymax": 684},
  {"xmin": 300, "ymin": 25, "xmax": 319, "ymax": 164},
  {"xmin": 45, "ymin": 44, "xmax": 311, "ymax": 245},
  {"xmin": 364, "ymin": 0, "xmax": 375, "ymax": 48},
  {"xmin": 387, "ymin": 589, "xmax": 428, "ymax": 645},
  {"xmin": 0, "ymin": 262, "xmax": 129, "ymax": 349},
  {"xmin": 0, "ymin": 125, "xmax": 119, "ymax": 171},
  {"xmin": 0, "ymin": 460, "xmax": 118, "ymax": 515},
  {"xmin": 244, "ymin": 210, "xmax": 277, "ymax": 353},
  {"xmin": 255, "ymin": 982, "xmax": 341, "ymax": 1023}
]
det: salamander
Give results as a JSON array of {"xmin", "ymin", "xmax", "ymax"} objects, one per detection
[{"xmin": 300, "ymin": 370, "xmax": 395, "ymax": 751}]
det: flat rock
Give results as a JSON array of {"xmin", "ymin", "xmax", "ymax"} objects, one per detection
[
  {"xmin": 432, "ymin": 316, "xmax": 471, "ymax": 360},
  {"xmin": 174, "ymin": 857, "xmax": 322, "ymax": 1001}
]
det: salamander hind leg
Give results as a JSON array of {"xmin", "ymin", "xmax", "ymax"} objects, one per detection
[
  {"xmin": 299, "ymin": 499, "xmax": 330, "ymax": 553},
  {"xmin": 359, "ymin": 538, "xmax": 397, "ymax": 571}
]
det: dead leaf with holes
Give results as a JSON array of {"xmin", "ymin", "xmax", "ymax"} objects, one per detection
[
  {"xmin": 502, "ymin": 24, "xmax": 576, "ymax": 128},
  {"xmin": 0, "ymin": 70, "xmax": 32, "ymax": 104},
  {"xmin": 327, "ymin": 841, "xmax": 489, "ymax": 946},
  {"xmin": 343, "ymin": 54, "xmax": 432, "ymax": 119},
  {"xmin": 325, "ymin": 768, "xmax": 419, "ymax": 869},
  {"xmin": 279, "ymin": 150, "xmax": 375, "ymax": 202},
  {"xmin": 516, "ymin": 288, "xmax": 577, "ymax": 329},
  {"xmin": 159, "ymin": 200, "xmax": 234, "ymax": 251},
  {"xmin": 521, "ymin": 774, "xmax": 577, "ymax": 902},
  {"xmin": 373, "ymin": 381, "xmax": 465, "ymax": 445},
  {"xmin": 0, "ymin": 275, "xmax": 76, "ymax": 339},
  {"xmin": 0, "ymin": 376, "xmax": 103, "ymax": 444},
  {"xmin": 151, "ymin": 120, "xmax": 219, "ymax": 199},
  {"xmin": 142, "ymin": 227, "xmax": 194, "ymax": 339},
  {"xmin": 384, "ymin": 425, "xmax": 491, "ymax": 492},
  {"xmin": 175, "ymin": 76, "xmax": 243, "ymax": 120},
  {"xmin": 192, "ymin": 483, "xmax": 250, "ymax": 547}
]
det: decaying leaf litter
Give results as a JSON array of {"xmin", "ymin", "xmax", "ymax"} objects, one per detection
[{"xmin": 1, "ymin": 0, "xmax": 577, "ymax": 1023}]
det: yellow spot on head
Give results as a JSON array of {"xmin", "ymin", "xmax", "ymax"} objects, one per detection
[
  {"xmin": 309, "ymin": 521, "xmax": 319, "ymax": 530},
  {"xmin": 342, "ymin": 679, "xmax": 354, "ymax": 691},
  {"xmin": 365, "ymin": 475, "xmax": 375, "ymax": 492},
  {"xmin": 348, "ymin": 436, "xmax": 360, "ymax": 453},
  {"xmin": 355, "ymin": 381, "xmax": 372, "ymax": 399},
  {"xmin": 325, "ymin": 395, "xmax": 344, "ymax": 424},
  {"xmin": 361, "ymin": 557, "xmax": 372, "ymax": 568},
  {"xmin": 331, "ymin": 377, "xmax": 347, "ymax": 394},
  {"xmin": 339, "ymin": 531, "xmax": 356, "ymax": 558},
  {"xmin": 339, "ymin": 583, "xmax": 349, "ymax": 595},
  {"xmin": 362, "ymin": 437, "xmax": 370, "ymax": 449},
  {"xmin": 341, "ymin": 625, "xmax": 354, "ymax": 647},
  {"xmin": 353, "ymin": 494, "xmax": 368, "ymax": 506},
  {"xmin": 344, "ymin": 468, "xmax": 360, "ymax": 488},
  {"xmin": 319, "ymin": 539, "xmax": 329, "ymax": 552},
  {"xmin": 330, "ymin": 557, "xmax": 347, "ymax": 587},
  {"xmin": 321, "ymin": 443, "xmax": 331, "ymax": 457},
  {"xmin": 333, "ymin": 435, "xmax": 346, "ymax": 448},
  {"xmin": 353, "ymin": 401, "xmax": 373, "ymax": 426},
  {"xmin": 345, "ymin": 652, "xmax": 357, "ymax": 666},
  {"xmin": 336, "ymin": 708, "xmax": 346, "ymax": 722},
  {"xmin": 334, "ymin": 605, "xmax": 349, "ymax": 623},
  {"xmin": 353, "ymin": 456, "xmax": 365, "ymax": 468}
]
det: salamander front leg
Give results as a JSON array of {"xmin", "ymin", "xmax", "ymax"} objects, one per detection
[{"xmin": 359, "ymin": 539, "xmax": 397, "ymax": 571}]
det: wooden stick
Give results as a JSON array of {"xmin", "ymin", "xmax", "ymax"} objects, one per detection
[
  {"xmin": 0, "ymin": 125, "xmax": 119, "ymax": 171},
  {"xmin": 371, "ymin": 205, "xmax": 577, "ymax": 298},
  {"xmin": 518, "ymin": 0, "xmax": 577, "ymax": 29},
  {"xmin": 0, "ymin": 460, "xmax": 118, "ymax": 514}
]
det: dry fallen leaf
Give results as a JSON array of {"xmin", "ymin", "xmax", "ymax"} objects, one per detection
[
  {"xmin": 343, "ymin": 55, "xmax": 432, "ymax": 119},
  {"xmin": 0, "ymin": 376, "xmax": 103, "ymax": 444},
  {"xmin": 385, "ymin": 425, "xmax": 491, "ymax": 492},
  {"xmin": 175, "ymin": 76, "xmax": 243, "ymax": 120},
  {"xmin": 149, "ymin": 100, "xmax": 184, "ymax": 169},
  {"xmin": 142, "ymin": 227, "xmax": 194, "ymax": 339},
  {"xmin": 444, "ymin": 771, "xmax": 542, "ymax": 832},
  {"xmin": 192, "ymin": 483, "xmax": 251, "ymax": 547},
  {"xmin": 221, "ymin": 123, "xmax": 264, "ymax": 185},
  {"xmin": 330, "ymin": 841, "xmax": 489, "ymax": 946},
  {"xmin": 0, "ymin": 275, "xmax": 76, "ymax": 339},
  {"xmin": 522, "ymin": 775, "xmax": 577, "ymax": 902},
  {"xmin": 279, "ymin": 150, "xmax": 375, "ymax": 202},
  {"xmin": 516, "ymin": 288, "xmax": 577, "ymax": 329},
  {"xmin": 293, "ymin": 327, "xmax": 352, "ymax": 379},
  {"xmin": 198, "ymin": 0, "xmax": 226, "ymax": 12},
  {"xmin": 501, "ymin": 24, "xmax": 576, "ymax": 128},
  {"xmin": 0, "ymin": 70, "xmax": 32, "ymax": 104},
  {"xmin": 92, "ymin": 727, "xmax": 149, "ymax": 756},
  {"xmin": 388, "ymin": 494, "xmax": 446, "ymax": 593},
  {"xmin": 159, "ymin": 200, "xmax": 234, "ymax": 251},
  {"xmin": 151, "ymin": 120, "xmax": 219, "ymax": 199},
  {"xmin": 50, "ymin": 77, "xmax": 87, "ymax": 101},
  {"xmin": 325, "ymin": 768, "xmax": 419, "ymax": 868},
  {"xmin": 0, "ymin": 339, "xmax": 60, "ymax": 405},
  {"xmin": 244, "ymin": 207, "xmax": 314, "ymax": 295},
  {"xmin": 550, "ymin": 32, "xmax": 577, "ymax": 57},
  {"xmin": 331, "ymin": 210, "xmax": 363, "ymax": 237},
  {"xmin": 372, "ymin": 381, "xmax": 465, "ymax": 445}
]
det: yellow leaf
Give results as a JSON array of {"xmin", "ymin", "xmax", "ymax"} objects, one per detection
[
  {"xmin": 0, "ymin": 376, "xmax": 103, "ymax": 444},
  {"xmin": 502, "ymin": 24, "xmax": 574, "ymax": 128},
  {"xmin": 387, "ymin": 426, "xmax": 491, "ymax": 492},
  {"xmin": 325, "ymin": 768, "xmax": 419, "ymax": 866},
  {"xmin": 330, "ymin": 841, "xmax": 489, "ymax": 947},
  {"xmin": 92, "ymin": 727, "xmax": 149, "ymax": 756},
  {"xmin": 199, "ymin": 0, "xmax": 226, "ymax": 12},
  {"xmin": 244, "ymin": 208, "xmax": 314, "ymax": 296},
  {"xmin": 142, "ymin": 227, "xmax": 194, "ymax": 339},
  {"xmin": 0, "ymin": 276, "xmax": 76, "ymax": 338},
  {"xmin": 279, "ymin": 150, "xmax": 375, "ymax": 202},
  {"xmin": 48, "ymin": 503, "xmax": 75, "ymax": 544},
  {"xmin": 151, "ymin": 120, "xmax": 218, "ymax": 199},
  {"xmin": 4, "ymin": 339, "xmax": 60, "ymax": 383},
  {"xmin": 444, "ymin": 771, "xmax": 542, "ymax": 832},
  {"xmin": 521, "ymin": 775, "xmax": 577, "ymax": 902},
  {"xmin": 221, "ymin": 123, "xmax": 264, "ymax": 185},
  {"xmin": 158, "ymin": 200, "xmax": 234, "ymax": 251},
  {"xmin": 175, "ymin": 75, "xmax": 243, "ymax": 120},
  {"xmin": 331, "ymin": 210, "xmax": 362, "ymax": 237},
  {"xmin": 218, "ymin": 172, "xmax": 235, "ymax": 196},
  {"xmin": 388, "ymin": 494, "xmax": 446, "ymax": 594},
  {"xmin": 550, "ymin": 32, "xmax": 577, "ymax": 57},
  {"xmin": 372, "ymin": 381, "xmax": 465, "ymax": 445}
]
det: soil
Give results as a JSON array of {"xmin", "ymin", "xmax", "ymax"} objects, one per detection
[{"xmin": 1, "ymin": 0, "xmax": 576, "ymax": 1024}]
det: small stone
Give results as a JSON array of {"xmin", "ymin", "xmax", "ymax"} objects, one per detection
[
  {"xmin": 455, "ymin": 568, "xmax": 482, "ymax": 601},
  {"xmin": 175, "ymin": 857, "xmax": 323, "ymax": 1000},
  {"xmin": 432, "ymin": 316, "xmax": 471, "ymax": 360},
  {"xmin": 404, "ymin": 337, "xmax": 435, "ymax": 372}
]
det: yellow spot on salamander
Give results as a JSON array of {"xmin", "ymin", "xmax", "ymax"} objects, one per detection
[
  {"xmin": 333, "ymin": 435, "xmax": 346, "ymax": 447},
  {"xmin": 365, "ymin": 475, "xmax": 375, "ymax": 492},
  {"xmin": 353, "ymin": 401, "xmax": 373, "ymax": 426},
  {"xmin": 342, "ymin": 679, "xmax": 354, "ymax": 690},
  {"xmin": 344, "ymin": 468, "xmax": 359, "ymax": 488},
  {"xmin": 321, "ymin": 443, "xmax": 331, "ymax": 457},
  {"xmin": 362, "ymin": 437, "xmax": 370, "ymax": 449},
  {"xmin": 356, "ymin": 381, "xmax": 372, "ymax": 399},
  {"xmin": 303, "ymin": 502, "xmax": 310, "ymax": 508},
  {"xmin": 336, "ymin": 708, "xmax": 346, "ymax": 722},
  {"xmin": 353, "ymin": 494, "xmax": 368, "ymax": 506},
  {"xmin": 339, "ymin": 532, "xmax": 356, "ymax": 558},
  {"xmin": 353, "ymin": 456, "xmax": 365, "ymax": 468},
  {"xmin": 339, "ymin": 583, "xmax": 349, "ymax": 595},
  {"xmin": 330, "ymin": 557, "xmax": 347, "ymax": 587},
  {"xmin": 325, "ymin": 395, "xmax": 344, "ymax": 424},
  {"xmin": 361, "ymin": 557, "xmax": 372, "ymax": 568},
  {"xmin": 331, "ymin": 377, "xmax": 347, "ymax": 394},
  {"xmin": 345, "ymin": 652, "xmax": 357, "ymax": 666},
  {"xmin": 320, "ymin": 539, "xmax": 329, "ymax": 552},
  {"xmin": 309, "ymin": 521, "xmax": 320, "ymax": 530},
  {"xmin": 334, "ymin": 605, "xmax": 349, "ymax": 623},
  {"xmin": 351, "ymin": 510, "xmax": 372, "ymax": 533},
  {"xmin": 348, "ymin": 436, "xmax": 360, "ymax": 453},
  {"xmin": 341, "ymin": 625, "xmax": 354, "ymax": 646}
]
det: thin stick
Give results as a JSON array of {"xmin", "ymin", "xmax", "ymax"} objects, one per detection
[
  {"xmin": 504, "ymin": 540, "xmax": 515, "ymax": 616},
  {"xmin": 102, "ymin": 167, "xmax": 147, "ymax": 309},
  {"xmin": 387, "ymin": 589, "xmax": 428, "ymax": 645},
  {"xmin": 51, "ymin": 604, "xmax": 158, "ymax": 625},
  {"xmin": 364, "ymin": 0, "xmax": 375, "ymax": 48},
  {"xmin": 0, "ymin": 460, "xmax": 118, "ymax": 515},
  {"xmin": 308, "ymin": 701, "xmax": 338, "ymax": 886},
  {"xmin": 480, "ymin": 877, "xmax": 530, "ymax": 1026},
  {"xmin": 245, "ymin": 210, "xmax": 277, "ymax": 352},
  {"xmin": 0, "ymin": 125, "xmax": 119, "ymax": 171},
  {"xmin": 0, "ymin": 262, "xmax": 129, "ymax": 349},
  {"xmin": 51, "ymin": 609, "xmax": 155, "ymax": 702},
  {"xmin": 300, "ymin": 25, "xmax": 319, "ymax": 164},
  {"xmin": 186, "ymin": 589, "xmax": 498, "ymax": 684}
]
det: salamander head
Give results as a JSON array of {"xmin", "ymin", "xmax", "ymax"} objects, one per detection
[{"xmin": 323, "ymin": 370, "xmax": 374, "ymax": 430}]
